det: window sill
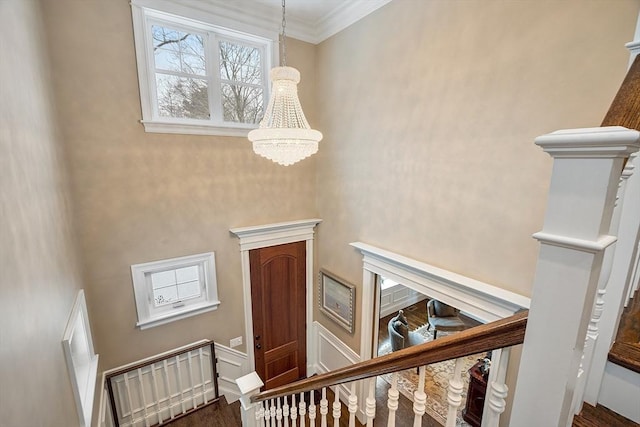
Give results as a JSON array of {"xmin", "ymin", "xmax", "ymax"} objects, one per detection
[
  {"xmin": 136, "ymin": 300, "xmax": 221, "ymax": 330},
  {"xmin": 141, "ymin": 119, "xmax": 255, "ymax": 137}
]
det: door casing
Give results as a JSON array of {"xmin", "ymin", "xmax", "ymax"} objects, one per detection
[{"xmin": 230, "ymin": 219, "xmax": 322, "ymax": 376}]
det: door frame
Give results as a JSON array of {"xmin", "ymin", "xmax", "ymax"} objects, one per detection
[{"xmin": 230, "ymin": 218, "xmax": 322, "ymax": 374}]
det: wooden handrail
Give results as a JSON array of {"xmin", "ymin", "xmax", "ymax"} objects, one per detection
[
  {"xmin": 252, "ymin": 310, "xmax": 528, "ymax": 403},
  {"xmin": 602, "ymin": 55, "xmax": 640, "ymax": 132}
]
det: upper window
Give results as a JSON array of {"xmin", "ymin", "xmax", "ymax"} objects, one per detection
[
  {"xmin": 131, "ymin": 3, "xmax": 274, "ymax": 136},
  {"xmin": 131, "ymin": 252, "xmax": 221, "ymax": 329}
]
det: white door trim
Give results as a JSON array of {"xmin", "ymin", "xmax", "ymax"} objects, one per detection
[{"xmin": 230, "ymin": 218, "xmax": 322, "ymax": 374}]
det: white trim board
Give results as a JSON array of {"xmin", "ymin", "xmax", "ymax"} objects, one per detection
[
  {"xmin": 351, "ymin": 241, "xmax": 531, "ymax": 425},
  {"xmin": 351, "ymin": 242, "xmax": 530, "ymax": 324},
  {"xmin": 230, "ymin": 219, "xmax": 322, "ymax": 376}
]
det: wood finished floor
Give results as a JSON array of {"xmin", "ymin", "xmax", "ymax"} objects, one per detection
[{"xmin": 611, "ymin": 288, "xmax": 640, "ymax": 374}]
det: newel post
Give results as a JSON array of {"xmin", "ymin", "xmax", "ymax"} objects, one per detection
[
  {"xmin": 237, "ymin": 372, "xmax": 265, "ymax": 427},
  {"xmin": 509, "ymin": 127, "xmax": 640, "ymax": 427}
]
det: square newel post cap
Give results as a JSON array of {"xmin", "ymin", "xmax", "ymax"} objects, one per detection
[
  {"xmin": 535, "ymin": 126, "xmax": 640, "ymax": 158},
  {"xmin": 237, "ymin": 371, "xmax": 264, "ymax": 396}
]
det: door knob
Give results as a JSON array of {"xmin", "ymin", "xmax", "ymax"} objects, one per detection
[
  {"xmin": 255, "ymin": 335, "xmax": 261, "ymax": 340},
  {"xmin": 256, "ymin": 343, "xmax": 262, "ymax": 349}
]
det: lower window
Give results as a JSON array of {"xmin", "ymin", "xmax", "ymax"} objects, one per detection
[{"xmin": 131, "ymin": 252, "xmax": 220, "ymax": 329}]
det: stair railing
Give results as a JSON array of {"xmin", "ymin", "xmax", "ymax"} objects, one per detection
[
  {"xmin": 104, "ymin": 339, "xmax": 219, "ymax": 427},
  {"xmin": 237, "ymin": 310, "xmax": 527, "ymax": 427}
]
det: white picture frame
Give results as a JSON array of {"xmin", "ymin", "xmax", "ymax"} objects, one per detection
[{"xmin": 319, "ymin": 269, "xmax": 355, "ymax": 333}]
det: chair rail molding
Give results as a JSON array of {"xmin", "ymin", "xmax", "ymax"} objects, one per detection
[{"xmin": 230, "ymin": 219, "xmax": 322, "ymax": 374}]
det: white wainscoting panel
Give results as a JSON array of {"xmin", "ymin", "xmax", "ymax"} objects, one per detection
[
  {"xmin": 313, "ymin": 321, "xmax": 362, "ymax": 415},
  {"xmin": 215, "ymin": 343, "xmax": 250, "ymax": 403}
]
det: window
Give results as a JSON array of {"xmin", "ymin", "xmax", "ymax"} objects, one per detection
[
  {"xmin": 131, "ymin": 252, "xmax": 220, "ymax": 329},
  {"xmin": 131, "ymin": 2, "xmax": 275, "ymax": 136}
]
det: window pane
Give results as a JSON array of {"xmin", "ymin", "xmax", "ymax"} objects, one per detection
[
  {"xmin": 176, "ymin": 265, "xmax": 199, "ymax": 283},
  {"xmin": 156, "ymin": 74, "xmax": 209, "ymax": 119},
  {"xmin": 177, "ymin": 280, "xmax": 201, "ymax": 300},
  {"xmin": 219, "ymin": 41, "xmax": 262, "ymax": 85},
  {"xmin": 152, "ymin": 25, "xmax": 205, "ymax": 76},
  {"xmin": 154, "ymin": 285, "xmax": 178, "ymax": 306},
  {"xmin": 221, "ymin": 83, "xmax": 263, "ymax": 123},
  {"xmin": 151, "ymin": 270, "xmax": 176, "ymax": 289}
]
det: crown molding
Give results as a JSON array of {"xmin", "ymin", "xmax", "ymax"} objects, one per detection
[
  {"xmin": 313, "ymin": 0, "xmax": 392, "ymax": 44},
  {"xmin": 164, "ymin": 0, "xmax": 392, "ymax": 45}
]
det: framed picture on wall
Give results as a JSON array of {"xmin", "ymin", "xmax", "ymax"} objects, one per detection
[{"xmin": 319, "ymin": 269, "xmax": 355, "ymax": 333}]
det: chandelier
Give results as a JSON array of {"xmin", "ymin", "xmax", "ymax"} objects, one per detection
[{"xmin": 248, "ymin": 0, "xmax": 322, "ymax": 166}]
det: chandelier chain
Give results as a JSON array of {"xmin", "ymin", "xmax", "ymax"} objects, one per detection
[{"xmin": 281, "ymin": 0, "xmax": 287, "ymax": 66}]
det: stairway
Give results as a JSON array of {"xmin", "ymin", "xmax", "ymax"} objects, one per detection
[
  {"xmin": 610, "ymin": 288, "xmax": 640, "ymax": 374},
  {"xmin": 163, "ymin": 396, "xmax": 242, "ymax": 427},
  {"xmin": 573, "ymin": 403, "xmax": 639, "ymax": 427},
  {"xmin": 591, "ymin": 288, "xmax": 640, "ymax": 425}
]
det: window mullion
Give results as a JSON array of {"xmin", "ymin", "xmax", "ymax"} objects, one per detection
[
  {"xmin": 154, "ymin": 69, "xmax": 206, "ymax": 80},
  {"xmin": 207, "ymin": 33, "xmax": 222, "ymax": 125}
]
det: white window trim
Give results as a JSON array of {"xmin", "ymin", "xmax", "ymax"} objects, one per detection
[
  {"xmin": 131, "ymin": 252, "xmax": 221, "ymax": 330},
  {"xmin": 130, "ymin": 0, "xmax": 278, "ymax": 136}
]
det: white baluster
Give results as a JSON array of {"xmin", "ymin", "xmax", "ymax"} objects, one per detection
[
  {"xmin": 445, "ymin": 358, "xmax": 464, "ymax": 427},
  {"xmin": 149, "ymin": 363, "xmax": 162, "ymax": 423},
  {"xmin": 264, "ymin": 400, "xmax": 272, "ymax": 427},
  {"xmin": 365, "ymin": 377, "xmax": 376, "ymax": 427},
  {"xmin": 198, "ymin": 348, "xmax": 208, "ymax": 404},
  {"xmin": 412, "ymin": 366, "xmax": 427, "ymax": 427},
  {"xmin": 332, "ymin": 387, "xmax": 341, "ymax": 427},
  {"xmin": 348, "ymin": 383, "xmax": 358, "ymax": 427},
  {"xmin": 187, "ymin": 351, "xmax": 197, "ymax": 409},
  {"xmin": 175, "ymin": 355, "xmax": 186, "ymax": 414},
  {"xmin": 387, "ymin": 373, "xmax": 399, "ymax": 427},
  {"xmin": 308, "ymin": 390, "xmax": 317, "ymax": 427},
  {"xmin": 482, "ymin": 348, "xmax": 510, "ymax": 427},
  {"xmin": 585, "ymin": 153, "xmax": 640, "ymax": 404},
  {"xmin": 162, "ymin": 360, "xmax": 174, "ymax": 419},
  {"xmin": 256, "ymin": 403, "xmax": 265, "ymax": 427},
  {"xmin": 320, "ymin": 388, "xmax": 328, "ymax": 427},
  {"xmin": 299, "ymin": 393, "xmax": 307, "ymax": 427},
  {"xmin": 573, "ymin": 158, "xmax": 632, "ymax": 415},
  {"xmin": 283, "ymin": 396, "xmax": 290, "ymax": 427},
  {"xmin": 136, "ymin": 368, "xmax": 150, "ymax": 426},
  {"xmin": 291, "ymin": 394, "xmax": 298, "ymax": 427},
  {"xmin": 273, "ymin": 399, "xmax": 279, "ymax": 427},
  {"xmin": 276, "ymin": 398, "xmax": 283, "ymax": 427},
  {"xmin": 122, "ymin": 373, "xmax": 135, "ymax": 424}
]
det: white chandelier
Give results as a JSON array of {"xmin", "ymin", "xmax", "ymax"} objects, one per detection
[{"xmin": 248, "ymin": 0, "xmax": 322, "ymax": 166}]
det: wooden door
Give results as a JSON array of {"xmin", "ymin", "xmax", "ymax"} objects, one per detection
[{"xmin": 250, "ymin": 241, "xmax": 306, "ymax": 390}]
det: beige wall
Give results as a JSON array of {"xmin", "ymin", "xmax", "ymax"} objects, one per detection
[
  {"xmin": 0, "ymin": 1, "xmax": 85, "ymax": 425},
  {"xmin": 41, "ymin": 0, "xmax": 318, "ymax": 370},
  {"xmin": 314, "ymin": 0, "xmax": 639, "ymax": 350}
]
